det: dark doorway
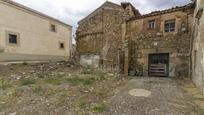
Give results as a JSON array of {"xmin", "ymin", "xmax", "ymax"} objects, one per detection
[{"xmin": 148, "ymin": 53, "xmax": 169, "ymax": 77}]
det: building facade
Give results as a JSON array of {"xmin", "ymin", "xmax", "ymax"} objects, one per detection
[
  {"xmin": 76, "ymin": 1, "xmax": 194, "ymax": 77},
  {"xmin": 76, "ymin": 2, "xmax": 140, "ymax": 69},
  {"xmin": 125, "ymin": 4, "xmax": 194, "ymax": 77},
  {"xmin": 0, "ymin": 0, "xmax": 72, "ymax": 61},
  {"xmin": 192, "ymin": 0, "xmax": 204, "ymax": 93}
]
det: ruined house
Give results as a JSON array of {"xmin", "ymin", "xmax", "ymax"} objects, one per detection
[
  {"xmin": 191, "ymin": 0, "xmax": 204, "ymax": 93},
  {"xmin": 76, "ymin": 1, "xmax": 194, "ymax": 77},
  {"xmin": 76, "ymin": 2, "xmax": 140, "ymax": 69},
  {"xmin": 0, "ymin": 0, "xmax": 72, "ymax": 61}
]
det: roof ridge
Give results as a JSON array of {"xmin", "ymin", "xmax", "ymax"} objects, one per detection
[
  {"xmin": 128, "ymin": 3, "xmax": 194, "ymax": 21},
  {"xmin": 1, "ymin": 0, "xmax": 72, "ymax": 27},
  {"xmin": 78, "ymin": 1, "xmax": 123, "ymax": 24}
]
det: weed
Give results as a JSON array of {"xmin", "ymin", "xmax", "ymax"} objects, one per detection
[
  {"xmin": 77, "ymin": 98, "xmax": 87, "ymax": 109},
  {"xmin": 198, "ymin": 108, "xmax": 204, "ymax": 115},
  {"xmin": 82, "ymin": 68, "xmax": 94, "ymax": 74},
  {"xmin": 67, "ymin": 77, "xmax": 95, "ymax": 86},
  {"xmin": 0, "ymin": 78, "xmax": 10, "ymax": 90},
  {"xmin": 22, "ymin": 61, "xmax": 28, "ymax": 66},
  {"xmin": 67, "ymin": 77, "xmax": 82, "ymax": 86},
  {"xmin": 93, "ymin": 89, "xmax": 106, "ymax": 96},
  {"xmin": 20, "ymin": 78, "xmax": 35, "ymax": 86},
  {"xmin": 44, "ymin": 89, "xmax": 56, "ymax": 96},
  {"xmin": 82, "ymin": 77, "xmax": 95, "ymax": 85},
  {"xmin": 45, "ymin": 76, "xmax": 61, "ymax": 85},
  {"xmin": 32, "ymin": 85, "xmax": 44, "ymax": 95},
  {"xmin": 61, "ymin": 92, "xmax": 69, "ymax": 97},
  {"xmin": 92, "ymin": 103, "xmax": 106, "ymax": 113}
]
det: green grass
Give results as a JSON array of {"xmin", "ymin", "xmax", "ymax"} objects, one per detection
[
  {"xmin": 22, "ymin": 61, "xmax": 28, "ymax": 66},
  {"xmin": 198, "ymin": 108, "xmax": 204, "ymax": 115},
  {"xmin": 61, "ymin": 92, "xmax": 69, "ymax": 97},
  {"xmin": 45, "ymin": 76, "xmax": 62, "ymax": 85},
  {"xmin": 92, "ymin": 103, "xmax": 107, "ymax": 113},
  {"xmin": 0, "ymin": 78, "xmax": 10, "ymax": 90},
  {"xmin": 67, "ymin": 77, "xmax": 82, "ymax": 86},
  {"xmin": 82, "ymin": 77, "xmax": 95, "ymax": 85},
  {"xmin": 20, "ymin": 78, "xmax": 36, "ymax": 86},
  {"xmin": 67, "ymin": 77, "xmax": 95, "ymax": 86},
  {"xmin": 32, "ymin": 85, "xmax": 44, "ymax": 95},
  {"xmin": 77, "ymin": 98, "xmax": 87, "ymax": 109},
  {"xmin": 92, "ymin": 89, "xmax": 107, "ymax": 96}
]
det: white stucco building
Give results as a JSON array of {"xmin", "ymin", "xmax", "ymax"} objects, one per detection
[{"xmin": 0, "ymin": 0, "xmax": 72, "ymax": 61}]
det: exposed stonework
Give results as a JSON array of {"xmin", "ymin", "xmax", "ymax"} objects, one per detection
[
  {"xmin": 76, "ymin": 1, "xmax": 195, "ymax": 77},
  {"xmin": 125, "ymin": 4, "xmax": 194, "ymax": 77},
  {"xmin": 76, "ymin": 1, "xmax": 140, "ymax": 69}
]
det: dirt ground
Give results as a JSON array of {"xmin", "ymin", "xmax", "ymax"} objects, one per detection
[
  {"xmin": 0, "ymin": 61, "xmax": 129, "ymax": 115},
  {"xmin": 1, "ymin": 61, "xmax": 204, "ymax": 115},
  {"xmin": 103, "ymin": 77, "xmax": 204, "ymax": 115}
]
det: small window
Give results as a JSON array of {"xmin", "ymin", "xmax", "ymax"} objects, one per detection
[
  {"xmin": 50, "ymin": 24, "xmax": 56, "ymax": 32},
  {"xmin": 59, "ymin": 42, "xmax": 65, "ymax": 49},
  {"xmin": 165, "ymin": 20, "xmax": 176, "ymax": 32},
  {"xmin": 9, "ymin": 34, "xmax": 17, "ymax": 44},
  {"xmin": 148, "ymin": 20, "xmax": 155, "ymax": 29}
]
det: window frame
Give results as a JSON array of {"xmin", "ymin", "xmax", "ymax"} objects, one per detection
[
  {"xmin": 9, "ymin": 34, "xmax": 18, "ymax": 44},
  {"xmin": 148, "ymin": 20, "xmax": 156, "ymax": 29},
  {"xmin": 59, "ymin": 42, "xmax": 65, "ymax": 50},
  {"xmin": 6, "ymin": 31, "xmax": 20, "ymax": 46},
  {"xmin": 164, "ymin": 19, "xmax": 176, "ymax": 33},
  {"xmin": 50, "ymin": 23, "xmax": 57, "ymax": 32}
]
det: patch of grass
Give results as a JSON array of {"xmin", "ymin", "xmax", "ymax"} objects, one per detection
[
  {"xmin": 198, "ymin": 108, "xmax": 204, "ymax": 115},
  {"xmin": 61, "ymin": 92, "xmax": 69, "ymax": 97},
  {"xmin": 0, "ymin": 78, "xmax": 10, "ymax": 90},
  {"xmin": 32, "ymin": 85, "xmax": 44, "ymax": 96},
  {"xmin": 82, "ymin": 68, "xmax": 94, "ymax": 74},
  {"xmin": 67, "ymin": 77, "xmax": 82, "ymax": 86},
  {"xmin": 82, "ymin": 77, "xmax": 95, "ymax": 85},
  {"xmin": 45, "ymin": 76, "xmax": 62, "ymax": 85},
  {"xmin": 92, "ymin": 89, "xmax": 107, "ymax": 96},
  {"xmin": 92, "ymin": 103, "xmax": 107, "ymax": 113},
  {"xmin": 22, "ymin": 61, "xmax": 28, "ymax": 66},
  {"xmin": 44, "ymin": 88, "xmax": 56, "ymax": 96},
  {"xmin": 77, "ymin": 98, "xmax": 87, "ymax": 109},
  {"xmin": 20, "ymin": 78, "xmax": 36, "ymax": 86},
  {"xmin": 67, "ymin": 77, "xmax": 95, "ymax": 86}
]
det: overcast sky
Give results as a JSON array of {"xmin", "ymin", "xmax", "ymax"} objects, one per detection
[{"xmin": 13, "ymin": 0, "xmax": 191, "ymax": 43}]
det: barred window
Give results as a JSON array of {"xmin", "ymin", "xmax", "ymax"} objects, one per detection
[{"xmin": 9, "ymin": 34, "xmax": 17, "ymax": 44}]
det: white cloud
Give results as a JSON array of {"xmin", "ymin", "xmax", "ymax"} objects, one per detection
[{"xmin": 13, "ymin": 0, "xmax": 191, "ymax": 43}]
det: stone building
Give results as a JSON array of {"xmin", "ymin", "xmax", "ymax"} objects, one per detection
[
  {"xmin": 0, "ymin": 0, "xmax": 72, "ymax": 61},
  {"xmin": 125, "ymin": 4, "xmax": 194, "ymax": 77},
  {"xmin": 76, "ymin": 1, "xmax": 194, "ymax": 77},
  {"xmin": 191, "ymin": 0, "xmax": 204, "ymax": 93},
  {"xmin": 76, "ymin": 1, "xmax": 140, "ymax": 69}
]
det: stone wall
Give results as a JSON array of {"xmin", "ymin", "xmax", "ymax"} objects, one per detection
[
  {"xmin": 76, "ymin": 2, "xmax": 139, "ymax": 69},
  {"xmin": 125, "ymin": 8, "xmax": 194, "ymax": 77},
  {"xmin": 192, "ymin": 0, "xmax": 204, "ymax": 93}
]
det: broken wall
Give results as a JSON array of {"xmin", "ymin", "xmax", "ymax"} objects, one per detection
[{"xmin": 76, "ymin": 2, "xmax": 130, "ymax": 69}]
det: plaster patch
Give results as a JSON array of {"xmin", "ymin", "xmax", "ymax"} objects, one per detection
[{"xmin": 128, "ymin": 89, "xmax": 151, "ymax": 97}]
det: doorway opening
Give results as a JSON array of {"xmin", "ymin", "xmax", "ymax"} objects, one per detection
[{"xmin": 148, "ymin": 53, "xmax": 169, "ymax": 77}]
